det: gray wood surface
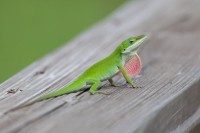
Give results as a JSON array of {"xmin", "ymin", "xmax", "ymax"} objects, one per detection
[{"xmin": 1, "ymin": 0, "xmax": 200, "ymax": 133}]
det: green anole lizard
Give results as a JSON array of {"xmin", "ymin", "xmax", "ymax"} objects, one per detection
[{"xmin": 6, "ymin": 35, "xmax": 147, "ymax": 111}]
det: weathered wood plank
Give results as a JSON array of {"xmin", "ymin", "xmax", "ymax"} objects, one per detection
[{"xmin": 0, "ymin": 0, "xmax": 200, "ymax": 133}]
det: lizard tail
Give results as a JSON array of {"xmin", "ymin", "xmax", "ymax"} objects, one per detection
[{"xmin": 37, "ymin": 78, "xmax": 86, "ymax": 101}]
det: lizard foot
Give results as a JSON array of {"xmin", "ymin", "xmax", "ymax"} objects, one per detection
[{"xmin": 90, "ymin": 90, "xmax": 111, "ymax": 95}]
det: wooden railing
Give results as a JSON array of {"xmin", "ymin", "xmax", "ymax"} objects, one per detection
[{"xmin": 1, "ymin": 0, "xmax": 200, "ymax": 133}]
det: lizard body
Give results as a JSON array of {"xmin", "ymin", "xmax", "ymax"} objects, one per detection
[{"xmin": 37, "ymin": 35, "xmax": 147, "ymax": 100}]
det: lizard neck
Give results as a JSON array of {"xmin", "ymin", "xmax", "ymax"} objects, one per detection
[
  {"xmin": 109, "ymin": 45, "xmax": 124, "ymax": 65},
  {"xmin": 110, "ymin": 45, "xmax": 139, "ymax": 66}
]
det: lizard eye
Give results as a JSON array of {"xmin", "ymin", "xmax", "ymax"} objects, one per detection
[{"xmin": 129, "ymin": 40, "xmax": 134, "ymax": 45}]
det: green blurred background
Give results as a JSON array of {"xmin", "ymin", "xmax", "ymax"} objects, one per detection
[{"xmin": 0, "ymin": 0, "xmax": 125, "ymax": 83}]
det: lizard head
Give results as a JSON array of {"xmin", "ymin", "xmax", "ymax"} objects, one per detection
[{"xmin": 120, "ymin": 35, "xmax": 147, "ymax": 54}]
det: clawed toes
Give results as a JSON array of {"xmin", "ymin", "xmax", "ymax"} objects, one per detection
[{"xmin": 90, "ymin": 91, "xmax": 111, "ymax": 95}]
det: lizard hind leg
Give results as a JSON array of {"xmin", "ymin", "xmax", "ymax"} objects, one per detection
[{"xmin": 87, "ymin": 79, "xmax": 110, "ymax": 95}]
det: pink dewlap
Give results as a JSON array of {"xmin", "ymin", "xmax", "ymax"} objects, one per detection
[{"xmin": 124, "ymin": 54, "xmax": 142, "ymax": 77}]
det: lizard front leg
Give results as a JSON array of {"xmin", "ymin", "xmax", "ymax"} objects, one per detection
[
  {"xmin": 117, "ymin": 65, "xmax": 139, "ymax": 88},
  {"xmin": 108, "ymin": 78, "xmax": 120, "ymax": 87}
]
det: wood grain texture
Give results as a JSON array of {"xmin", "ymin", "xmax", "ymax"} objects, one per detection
[{"xmin": 1, "ymin": 0, "xmax": 200, "ymax": 133}]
